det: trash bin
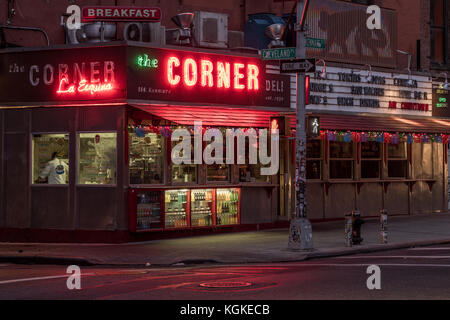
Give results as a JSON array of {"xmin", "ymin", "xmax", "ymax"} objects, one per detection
[{"xmin": 345, "ymin": 213, "xmax": 353, "ymax": 247}]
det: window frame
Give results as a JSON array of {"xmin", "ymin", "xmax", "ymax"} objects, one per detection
[
  {"xmin": 76, "ymin": 131, "xmax": 118, "ymax": 187},
  {"xmin": 430, "ymin": 0, "xmax": 448, "ymax": 66},
  {"xmin": 387, "ymin": 142, "xmax": 409, "ymax": 179},
  {"xmin": 328, "ymin": 141, "xmax": 355, "ymax": 180},
  {"xmin": 30, "ymin": 132, "xmax": 71, "ymax": 187},
  {"xmin": 128, "ymin": 130, "xmax": 166, "ymax": 187},
  {"xmin": 360, "ymin": 141, "xmax": 382, "ymax": 180},
  {"xmin": 306, "ymin": 138, "xmax": 323, "ymax": 181}
]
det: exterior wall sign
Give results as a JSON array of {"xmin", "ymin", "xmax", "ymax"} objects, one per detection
[
  {"xmin": 82, "ymin": 6, "xmax": 161, "ymax": 22},
  {"xmin": 127, "ymin": 47, "xmax": 291, "ymax": 108},
  {"xmin": 0, "ymin": 45, "xmax": 290, "ymax": 109},
  {"xmin": 0, "ymin": 46, "xmax": 127, "ymax": 104},
  {"xmin": 304, "ymin": 66, "xmax": 432, "ymax": 116},
  {"xmin": 432, "ymin": 85, "xmax": 450, "ymax": 118}
]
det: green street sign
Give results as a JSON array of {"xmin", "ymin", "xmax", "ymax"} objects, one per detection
[
  {"xmin": 306, "ymin": 37, "xmax": 325, "ymax": 49},
  {"xmin": 261, "ymin": 47, "xmax": 296, "ymax": 60}
]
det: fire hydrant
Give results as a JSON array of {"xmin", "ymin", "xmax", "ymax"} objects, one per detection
[{"xmin": 352, "ymin": 210, "xmax": 365, "ymax": 245}]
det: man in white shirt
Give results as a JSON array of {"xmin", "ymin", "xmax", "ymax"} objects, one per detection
[{"xmin": 39, "ymin": 152, "xmax": 69, "ymax": 184}]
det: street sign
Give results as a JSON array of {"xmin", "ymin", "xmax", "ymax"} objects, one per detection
[
  {"xmin": 261, "ymin": 47, "xmax": 296, "ymax": 60},
  {"xmin": 306, "ymin": 37, "xmax": 325, "ymax": 49},
  {"xmin": 280, "ymin": 58, "xmax": 316, "ymax": 73}
]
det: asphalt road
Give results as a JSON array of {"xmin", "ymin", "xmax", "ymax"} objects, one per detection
[{"xmin": 1, "ymin": 244, "xmax": 450, "ymax": 300}]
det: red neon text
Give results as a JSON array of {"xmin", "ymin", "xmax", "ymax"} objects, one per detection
[
  {"xmin": 56, "ymin": 79, "xmax": 113, "ymax": 95},
  {"xmin": 166, "ymin": 57, "xmax": 259, "ymax": 90}
]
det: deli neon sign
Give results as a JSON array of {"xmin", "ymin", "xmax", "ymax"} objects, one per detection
[{"xmin": 166, "ymin": 56, "xmax": 260, "ymax": 90}]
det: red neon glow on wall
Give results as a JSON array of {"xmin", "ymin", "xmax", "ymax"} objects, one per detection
[{"xmin": 56, "ymin": 79, "xmax": 113, "ymax": 95}]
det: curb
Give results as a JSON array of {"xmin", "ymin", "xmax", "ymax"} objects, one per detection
[{"xmin": 1, "ymin": 238, "xmax": 450, "ymax": 267}]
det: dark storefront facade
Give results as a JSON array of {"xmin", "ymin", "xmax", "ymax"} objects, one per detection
[
  {"xmin": 0, "ymin": 42, "xmax": 293, "ymax": 242},
  {"xmin": 300, "ymin": 66, "xmax": 450, "ymax": 221}
]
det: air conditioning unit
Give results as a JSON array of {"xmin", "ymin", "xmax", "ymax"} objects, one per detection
[
  {"xmin": 123, "ymin": 22, "xmax": 166, "ymax": 45},
  {"xmin": 65, "ymin": 22, "xmax": 116, "ymax": 44},
  {"xmin": 193, "ymin": 11, "xmax": 228, "ymax": 48}
]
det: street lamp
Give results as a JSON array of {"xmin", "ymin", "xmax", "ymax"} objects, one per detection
[
  {"xmin": 435, "ymin": 72, "xmax": 449, "ymax": 89},
  {"xmin": 362, "ymin": 64, "xmax": 373, "ymax": 82},
  {"xmin": 316, "ymin": 59, "xmax": 327, "ymax": 79},
  {"xmin": 171, "ymin": 12, "xmax": 195, "ymax": 45},
  {"xmin": 264, "ymin": 23, "xmax": 286, "ymax": 48},
  {"xmin": 396, "ymin": 49, "xmax": 414, "ymax": 86}
]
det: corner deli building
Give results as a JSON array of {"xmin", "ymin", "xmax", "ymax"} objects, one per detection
[{"xmin": 0, "ymin": 43, "xmax": 292, "ymax": 242}]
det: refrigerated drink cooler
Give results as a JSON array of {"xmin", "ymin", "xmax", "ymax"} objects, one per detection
[{"xmin": 129, "ymin": 188, "xmax": 240, "ymax": 232}]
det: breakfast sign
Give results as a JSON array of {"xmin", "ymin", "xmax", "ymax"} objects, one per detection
[{"xmin": 0, "ymin": 45, "xmax": 291, "ymax": 108}]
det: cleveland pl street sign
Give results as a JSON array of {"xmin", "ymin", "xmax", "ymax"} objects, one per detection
[
  {"xmin": 280, "ymin": 58, "xmax": 316, "ymax": 73},
  {"xmin": 261, "ymin": 47, "xmax": 296, "ymax": 60}
]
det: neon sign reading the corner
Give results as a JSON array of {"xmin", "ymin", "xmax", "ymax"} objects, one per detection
[
  {"xmin": 56, "ymin": 79, "xmax": 113, "ymax": 95},
  {"xmin": 166, "ymin": 56, "xmax": 260, "ymax": 90}
]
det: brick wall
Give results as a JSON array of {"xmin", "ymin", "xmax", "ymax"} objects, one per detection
[{"xmin": 1, "ymin": 0, "xmax": 447, "ymax": 72}]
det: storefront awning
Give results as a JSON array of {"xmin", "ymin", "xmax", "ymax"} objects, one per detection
[
  {"xmin": 289, "ymin": 113, "xmax": 450, "ymax": 134},
  {"xmin": 130, "ymin": 104, "xmax": 293, "ymax": 128}
]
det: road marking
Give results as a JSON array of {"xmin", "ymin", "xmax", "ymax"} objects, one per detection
[
  {"xmin": 408, "ymin": 247, "xmax": 450, "ymax": 251},
  {"xmin": 292, "ymin": 263, "xmax": 450, "ymax": 268},
  {"xmin": 337, "ymin": 255, "xmax": 450, "ymax": 259},
  {"xmin": 0, "ymin": 273, "xmax": 94, "ymax": 285}
]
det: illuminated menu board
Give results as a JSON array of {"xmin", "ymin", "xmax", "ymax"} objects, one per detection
[{"xmin": 301, "ymin": 66, "xmax": 433, "ymax": 116}]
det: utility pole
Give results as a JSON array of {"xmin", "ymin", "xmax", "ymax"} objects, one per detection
[{"xmin": 288, "ymin": 0, "xmax": 313, "ymax": 250}]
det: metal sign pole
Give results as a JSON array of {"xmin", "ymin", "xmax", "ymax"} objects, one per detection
[{"xmin": 288, "ymin": 0, "xmax": 313, "ymax": 250}]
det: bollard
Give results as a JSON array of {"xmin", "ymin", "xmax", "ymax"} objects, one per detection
[
  {"xmin": 351, "ymin": 210, "xmax": 364, "ymax": 245},
  {"xmin": 345, "ymin": 213, "xmax": 353, "ymax": 247},
  {"xmin": 380, "ymin": 209, "xmax": 388, "ymax": 244}
]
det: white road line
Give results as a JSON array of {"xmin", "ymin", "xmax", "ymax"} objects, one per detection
[
  {"xmin": 292, "ymin": 263, "xmax": 450, "ymax": 268},
  {"xmin": 408, "ymin": 247, "xmax": 450, "ymax": 251},
  {"xmin": 0, "ymin": 273, "xmax": 94, "ymax": 285},
  {"xmin": 337, "ymin": 255, "xmax": 450, "ymax": 259}
]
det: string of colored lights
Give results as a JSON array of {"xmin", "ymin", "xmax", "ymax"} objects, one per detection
[
  {"xmin": 319, "ymin": 130, "xmax": 449, "ymax": 144},
  {"xmin": 128, "ymin": 125, "xmax": 449, "ymax": 144}
]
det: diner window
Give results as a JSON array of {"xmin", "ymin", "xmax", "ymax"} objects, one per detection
[
  {"xmin": 329, "ymin": 141, "xmax": 354, "ymax": 179},
  {"xmin": 388, "ymin": 143, "xmax": 408, "ymax": 178},
  {"xmin": 431, "ymin": 0, "xmax": 447, "ymax": 65},
  {"xmin": 361, "ymin": 142, "xmax": 381, "ymax": 179},
  {"xmin": 207, "ymin": 163, "xmax": 230, "ymax": 182},
  {"xmin": 239, "ymin": 135, "xmax": 270, "ymax": 183},
  {"xmin": 306, "ymin": 139, "xmax": 322, "ymax": 180},
  {"xmin": 171, "ymin": 136, "xmax": 197, "ymax": 184},
  {"xmin": 129, "ymin": 131, "xmax": 164, "ymax": 185},
  {"xmin": 32, "ymin": 134, "xmax": 69, "ymax": 185},
  {"xmin": 207, "ymin": 129, "xmax": 230, "ymax": 183},
  {"xmin": 78, "ymin": 132, "xmax": 117, "ymax": 185}
]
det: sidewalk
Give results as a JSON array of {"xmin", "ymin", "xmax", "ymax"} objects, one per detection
[{"xmin": 1, "ymin": 213, "xmax": 450, "ymax": 266}]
